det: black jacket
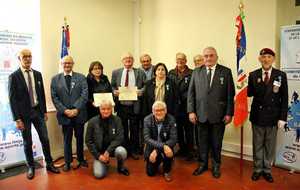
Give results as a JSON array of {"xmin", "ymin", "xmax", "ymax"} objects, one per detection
[
  {"xmin": 248, "ymin": 68, "xmax": 288, "ymax": 126},
  {"xmin": 86, "ymin": 74, "xmax": 112, "ymax": 119},
  {"xmin": 143, "ymin": 114, "xmax": 177, "ymax": 158},
  {"xmin": 168, "ymin": 67, "xmax": 193, "ymax": 114},
  {"xmin": 142, "ymin": 77, "xmax": 178, "ymax": 117},
  {"xmin": 85, "ymin": 115, "xmax": 124, "ymax": 159},
  {"xmin": 8, "ymin": 68, "xmax": 46, "ymax": 121}
]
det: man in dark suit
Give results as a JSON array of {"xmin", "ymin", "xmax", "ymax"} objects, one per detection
[
  {"xmin": 51, "ymin": 55, "xmax": 88, "ymax": 171},
  {"xmin": 187, "ymin": 47, "xmax": 235, "ymax": 178},
  {"xmin": 248, "ymin": 48, "xmax": 288, "ymax": 183},
  {"xmin": 8, "ymin": 49, "xmax": 60, "ymax": 179},
  {"xmin": 111, "ymin": 53, "xmax": 146, "ymax": 160},
  {"xmin": 144, "ymin": 101, "xmax": 177, "ymax": 182},
  {"xmin": 168, "ymin": 52, "xmax": 194, "ymax": 160}
]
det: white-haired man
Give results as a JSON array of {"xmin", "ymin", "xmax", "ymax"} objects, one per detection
[
  {"xmin": 143, "ymin": 101, "xmax": 177, "ymax": 182},
  {"xmin": 85, "ymin": 99, "xmax": 130, "ymax": 179}
]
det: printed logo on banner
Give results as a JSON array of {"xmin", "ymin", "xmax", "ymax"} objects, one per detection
[{"xmin": 282, "ymin": 151, "xmax": 297, "ymax": 163}]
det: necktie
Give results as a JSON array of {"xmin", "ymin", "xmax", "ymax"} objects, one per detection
[
  {"xmin": 25, "ymin": 70, "xmax": 35, "ymax": 107},
  {"xmin": 65, "ymin": 75, "xmax": 71, "ymax": 91},
  {"xmin": 207, "ymin": 68, "xmax": 212, "ymax": 87},
  {"xmin": 125, "ymin": 69, "xmax": 129, "ymax": 87},
  {"xmin": 264, "ymin": 71, "xmax": 269, "ymax": 85}
]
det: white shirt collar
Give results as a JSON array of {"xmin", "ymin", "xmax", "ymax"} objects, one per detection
[
  {"xmin": 20, "ymin": 66, "xmax": 32, "ymax": 73},
  {"xmin": 206, "ymin": 64, "xmax": 217, "ymax": 71},
  {"xmin": 262, "ymin": 67, "xmax": 272, "ymax": 75},
  {"xmin": 64, "ymin": 71, "xmax": 73, "ymax": 76}
]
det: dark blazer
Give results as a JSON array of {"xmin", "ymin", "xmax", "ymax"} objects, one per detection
[
  {"xmin": 8, "ymin": 68, "xmax": 46, "ymax": 121},
  {"xmin": 50, "ymin": 72, "xmax": 88, "ymax": 125},
  {"xmin": 111, "ymin": 67, "xmax": 146, "ymax": 114},
  {"xmin": 168, "ymin": 67, "xmax": 193, "ymax": 114},
  {"xmin": 248, "ymin": 68, "xmax": 288, "ymax": 126},
  {"xmin": 142, "ymin": 77, "xmax": 178, "ymax": 117},
  {"xmin": 143, "ymin": 114, "xmax": 177, "ymax": 158},
  {"xmin": 187, "ymin": 64, "xmax": 235, "ymax": 124},
  {"xmin": 85, "ymin": 115, "xmax": 124, "ymax": 159},
  {"xmin": 86, "ymin": 74, "xmax": 112, "ymax": 119}
]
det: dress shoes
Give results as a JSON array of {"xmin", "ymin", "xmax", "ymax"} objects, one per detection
[
  {"xmin": 118, "ymin": 167, "xmax": 130, "ymax": 176},
  {"xmin": 251, "ymin": 172, "xmax": 261, "ymax": 181},
  {"xmin": 192, "ymin": 166, "xmax": 208, "ymax": 176},
  {"xmin": 263, "ymin": 172, "xmax": 274, "ymax": 183},
  {"xmin": 164, "ymin": 173, "xmax": 172, "ymax": 182},
  {"xmin": 75, "ymin": 160, "xmax": 88, "ymax": 169},
  {"xmin": 63, "ymin": 163, "xmax": 71, "ymax": 172},
  {"xmin": 26, "ymin": 167, "xmax": 35, "ymax": 180},
  {"xmin": 212, "ymin": 167, "xmax": 221, "ymax": 178},
  {"xmin": 130, "ymin": 153, "xmax": 139, "ymax": 160},
  {"xmin": 46, "ymin": 164, "xmax": 60, "ymax": 174}
]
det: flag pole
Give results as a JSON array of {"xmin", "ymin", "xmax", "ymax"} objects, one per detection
[{"xmin": 239, "ymin": 1, "xmax": 244, "ymax": 176}]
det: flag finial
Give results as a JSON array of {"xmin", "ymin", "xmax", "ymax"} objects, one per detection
[
  {"xmin": 239, "ymin": 1, "xmax": 244, "ymax": 12},
  {"xmin": 64, "ymin": 17, "xmax": 67, "ymax": 26}
]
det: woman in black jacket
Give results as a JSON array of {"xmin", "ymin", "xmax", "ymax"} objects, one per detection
[
  {"xmin": 143, "ymin": 63, "xmax": 178, "ymax": 118},
  {"xmin": 87, "ymin": 61, "xmax": 112, "ymax": 119}
]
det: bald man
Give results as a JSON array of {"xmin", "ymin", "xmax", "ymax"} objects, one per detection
[
  {"xmin": 8, "ymin": 49, "xmax": 60, "ymax": 179},
  {"xmin": 51, "ymin": 55, "xmax": 88, "ymax": 171}
]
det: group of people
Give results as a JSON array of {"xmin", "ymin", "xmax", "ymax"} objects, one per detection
[{"xmin": 8, "ymin": 46, "xmax": 288, "ymax": 183}]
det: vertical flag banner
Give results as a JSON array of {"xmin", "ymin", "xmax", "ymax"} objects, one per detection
[
  {"xmin": 59, "ymin": 18, "xmax": 70, "ymax": 72},
  {"xmin": 275, "ymin": 25, "xmax": 300, "ymax": 172},
  {"xmin": 234, "ymin": 4, "xmax": 248, "ymax": 128}
]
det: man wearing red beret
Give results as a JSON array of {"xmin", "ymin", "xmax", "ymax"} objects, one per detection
[{"xmin": 248, "ymin": 48, "xmax": 288, "ymax": 183}]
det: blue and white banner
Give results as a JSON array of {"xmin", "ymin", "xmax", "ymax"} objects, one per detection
[
  {"xmin": 0, "ymin": 31, "xmax": 43, "ymax": 169},
  {"xmin": 275, "ymin": 25, "xmax": 300, "ymax": 171}
]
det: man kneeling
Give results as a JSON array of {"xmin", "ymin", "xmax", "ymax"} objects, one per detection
[
  {"xmin": 144, "ymin": 101, "xmax": 177, "ymax": 182},
  {"xmin": 85, "ymin": 99, "xmax": 130, "ymax": 179}
]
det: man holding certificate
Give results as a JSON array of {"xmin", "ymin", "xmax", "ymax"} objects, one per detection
[{"xmin": 111, "ymin": 53, "xmax": 146, "ymax": 160}]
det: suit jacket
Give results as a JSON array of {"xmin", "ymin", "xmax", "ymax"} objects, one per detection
[
  {"xmin": 143, "ymin": 114, "xmax": 177, "ymax": 158},
  {"xmin": 111, "ymin": 67, "xmax": 146, "ymax": 114},
  {"xmin": 8, "ymin": 68, "xmax": 46, "ymax": 121},
  {"xmin": 85, "ymin": 115, "xmax": 124, "ymax": 159},
  {"xmin": 51, "ymin": 72, "xmax": 88, "ymax": 125},
  {"xmin": 187, "ymin": 64, "xmax": 235, "ymax": 124},
  {"xmin": 248, "ymin": 68, "xmax": 288, "ymax": 126},
  {"xmin": 142, "ymin": 77, "xmax": 178, "ymax": 117}
]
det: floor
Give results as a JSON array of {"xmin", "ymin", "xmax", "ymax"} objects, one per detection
[{"xmin": 0, "ymin": 154, "xmax": 299, "ymax": 190}]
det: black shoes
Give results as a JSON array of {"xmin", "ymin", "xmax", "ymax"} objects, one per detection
[
  {"xmin": 46, "ymin": 164, "xmax": 60, "ymax": 174},
  {"xmin": 192, "ymin": 166, "xmax": 208, "ymax": 176},
  {"xmin": 76, "ymin": 160, "xmax": 88, "ymax": 169},
  {"xmin": 118, "ymin": 167, "xmax": 130, "ymax": 176},
  {"xmin": 26, "ymin": 167, "xmax": 35, "ymax": 180},
  {"xmin": 251, "ymin": 172, "xmax": 274, "ymax": 183},
  {"xmin": 263, "ymin": 172, "xmax": 274, "ymax": 183},
  {"xmin": 130, "ymin": 153, "xmax": 140, "ymax": 160},
  {"xmin": 212, "ymin": 167, "xmax": 221, "ymax": 178},
  {"xmin": 63, "ymin": 163, "xmax": 71, "ymax": 172},
  {"xmin": 251, "ymin": 172, "xmax": 261, "ymax": 181}
]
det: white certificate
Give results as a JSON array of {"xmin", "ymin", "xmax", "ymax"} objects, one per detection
[
  {"xmin": 118, "ymin": 86, "xmax": 138, "ymax": 101},
  {"xmin": 93, "ymin": 93, "xmax": 115, "ymax": 106}
]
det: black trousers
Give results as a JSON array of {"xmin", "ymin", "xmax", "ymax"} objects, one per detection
[
  {"xmin": 146, "ymin": 152, "xmax": 173, "ymax": 176},
  {"xmin": 22, "ymin": 107, "xmax": 53, "ymax": 167},
  {"xmin": 62, "ymin": 119, "xmax": 84, "ymax": 164},
  {"xmin": 117, "ymin": 105, "xmax": 139, "ymax": 155},
  {"xmin": 177, "ymin": 114, "xmax": 194, "ymax": 154},
  {"xmin": 197, "ymin": 121, "xmax": 225, "ymax": 168}
]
